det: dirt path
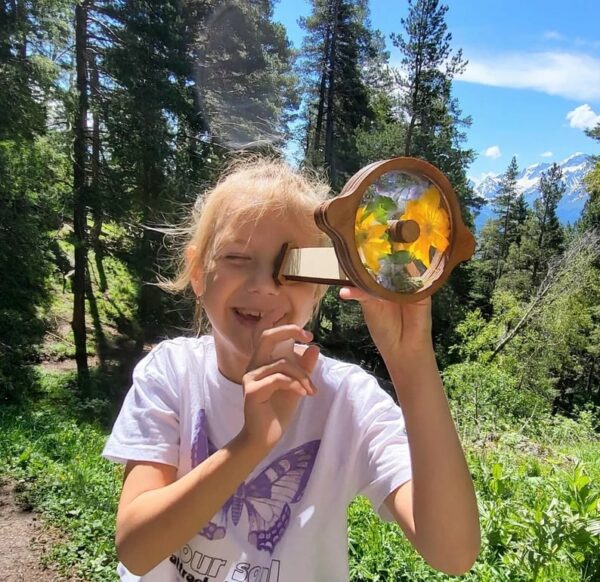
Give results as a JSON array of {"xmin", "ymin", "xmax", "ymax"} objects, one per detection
[{"xmin": 0, "ymin": 478, "xmax": 69, "ymax": 582}]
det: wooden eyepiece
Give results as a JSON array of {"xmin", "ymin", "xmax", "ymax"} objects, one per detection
[{"xmin": 388, "ymin": 219, "xmax": 420, "ymax": 243}]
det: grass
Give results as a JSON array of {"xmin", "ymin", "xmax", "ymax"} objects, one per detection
[
  {"xmin": 349, "ymin": 436, "xmax": 600, "ymax": 581},
  {"xmin": 1, "ymin": 368, "xmax": 598, "ymax": 581},
  {"xmin": 0, "ymin": 373, "xmax": 122, "ymax": 580}
]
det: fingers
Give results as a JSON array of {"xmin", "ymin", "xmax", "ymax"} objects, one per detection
[
  {"xmin": 271, "ymin": 338, "xmax": 295, "ymax": 361},
  {"xmin": 250, "ymin": 324, "xmax": 313, "ymax": 368},
  {"xmin": 249, "ymin": 307, "xmax": 289, "ymax": 348},
  {"xmin": 243, "ymin": 357, "xmax": 317, "ymax": 402},
  {"xmin": 245, "ymin": 321, "xmax": 319, "ymax": 405},
  {"xmin": 247, "ymin": 373, "xmax": 308, "ymax": 400},
  {"xmin": 340, "ymin": 286, "xmax": 432, "ymax": 309},
  {"xmin": 247, "ymin": 357, "xmax": 316, "ymax": 394}
]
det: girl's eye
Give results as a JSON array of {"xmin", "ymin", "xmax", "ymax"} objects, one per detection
[{"xmin": 224, "ymin": 254, "xmax": 250, "ymax": 262}]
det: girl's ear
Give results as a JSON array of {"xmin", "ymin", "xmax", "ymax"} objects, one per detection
[{"xmin": 186, "ymin": 245, "xmax": 204, "ymax": 297}]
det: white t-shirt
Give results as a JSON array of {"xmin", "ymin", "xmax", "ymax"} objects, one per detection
[{"xmin": 103, "ymin": 336, "xmax": 412, "ymax": 582}]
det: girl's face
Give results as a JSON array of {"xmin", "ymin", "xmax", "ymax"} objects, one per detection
[{"xmin": 194, "ymin": 209, "xmax": 320, "ymax": 383}]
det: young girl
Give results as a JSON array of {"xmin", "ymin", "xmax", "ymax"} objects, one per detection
[{"xmin": 103, "ymin": 159, "xmax": 480, "ymax": 581}]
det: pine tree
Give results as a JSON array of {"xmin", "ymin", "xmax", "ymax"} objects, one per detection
[
  {"xmin": 96, "ymin": 0, "xmax": 199, "ymax": 343},
  {"xmin": 391, "ymin": 0, "xmax": 481, "ymax": 223},
  {"xmin": 390, "ymin": 0, "xmax": 479, "ymax": 358},
  {"xmin": 499, "ymin": 163, "xmax": 565, "ymax": 298},
  {"xmin": 580, "ymin": 125, "xmax": 600, "ymax": 231},
  {"xmin": 491, "ymin": 156, "xmax": 522, "ymax": 284},
  {"xmin": 95, "ymin": 0, "xmax": 296, "ymax": 343},
  {"xmin": 191, "ymin": 0, "xmax": 297, "ymax": 150},
  {"xmin": 299, "ymin": 0, "xmax": 382, "ymax": 187},
  {"xmin": 530, "ymin": 163, "xmax": 565, "ymax": 286},
  {"xmin": 391, "ymin": 0, "xmax": 467, "ymax": 158},
  {"xmin": 470, "ymin": 158, "xmax": 528, "ymax": 308},
  {"xmin": 0, "ymin": 0, "xmax": 73, "ymax": 396}
]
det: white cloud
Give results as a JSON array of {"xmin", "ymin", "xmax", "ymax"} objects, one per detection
[
  {"xmin": 566, "ymin": 104, "xmax": 600, "ymax": 130},
  {"xmin": 540, "ymin": 151, "xmax": 553, "ymax": 158},
  {"xmin": 459, "ymin": 51, "xmax": 600, "ymax": 101},
  {"xmin": 574, "ymin": 37, "xmax": 600, "ymax": 50},
  {"xmin": 484, "ymin": 145, "xmax": 502, "ymax": 159},
  {"xmin": 543, "ymin": 30, "xmax": 564, "ymax": 42}
]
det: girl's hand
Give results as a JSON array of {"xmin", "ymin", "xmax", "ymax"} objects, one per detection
[
  {"xmin": 339, "ymin": 286, "xmax": 433, "ymax": 360},
  {"xmin": 240, "ymin": 324, "xmax": 320, "ymax": 451}
]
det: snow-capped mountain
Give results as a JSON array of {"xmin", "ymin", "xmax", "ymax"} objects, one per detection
[{"xmin": 469, "ymin": 153, "xmax": 594, "ymax": 228}]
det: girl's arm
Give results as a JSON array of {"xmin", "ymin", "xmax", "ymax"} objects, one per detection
[
  {"xmin": 117, "ymin": 325, "xmax": 319, "ymax": 575},
  {"xmin": 340, "ymin": 288, "xmax": 480, "ymax": 575},
  {"xmin": 382, "ymin": 345, "xmax": 480, "ymax": 576},
  {"xmin": 116, "ymin": 435, "xmax": 269, "ymax": 575}
]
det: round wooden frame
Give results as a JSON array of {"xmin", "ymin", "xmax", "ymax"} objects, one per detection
[{"xmin": 313, "ymin": 157, "xmax": 475, "ymax": 303}]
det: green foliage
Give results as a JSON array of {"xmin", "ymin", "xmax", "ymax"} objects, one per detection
[
  {"xmin": 581, "ymin": 166, "xmax": 600, "ymax": 230},
  {"xmin": 315, "ymin": 287, "xmax": 382, "ymax": 373},
  {"xmin": 462, "ymin": 228, "xmax": 600, "ymax": 416},
  {"xmin": 88, "ymin": 253, "xmax": 141, "ymax": 335},
  {"xmin": 192, "ymin": 0, "xmax": 299, "ymax": 147},
  {"xmin": 348, "ymin": 420, "xmax": 600, "ymax": 581},
  {"xmin": 349, "ymin": 497, "xmax": 427, "ymax": 580},
  {"xmin": 472, "ymin": 442, "xmax": 600, "ymax": 581},
  {"xmin": 0, "ymin": 133, "xmax": 71, "ymax": 402},
  {"xmin": 445, "ymin": 362, "xmax": 528, "ymax": 435},
  {"xmin": 580, "ymin": 127, "xmax": 600, "ymax": 231},
  {"xmin": 0, "ymin": 372, "xmax": 121, "ymax": 581},
  {"xmin": 472, "ymin": 157, "xmax": 531, "ymax": 304},
  {"xmin": 299, "ymin": 0, "xmax": 384, "ymax": 186}
]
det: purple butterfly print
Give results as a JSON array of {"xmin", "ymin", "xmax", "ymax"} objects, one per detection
[
  {"xmin": 191, "ymin": 409, "xmax": 320, "ymax": 554},
  {"xmin": 191, "ymin": 409, "xmax": 210, "ymax": 466}
]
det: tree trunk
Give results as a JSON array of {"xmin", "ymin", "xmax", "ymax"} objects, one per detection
[
  {"xmin": 403, "ymin": 9, "xmax": 425, "ymax": 157},
  {"xmin": 531, "ymin": 201, "xmax": 549, "ymax": 286},
  {"xmin": 89, "ymin": 52, "xmax": 107, "ymax": 292},
  {"xmin": 136, "ymin": 115, "xmax": 163, "ymax": 351},
  {"xmin": 312, "ymin": 3, "xmax": 333, "ymax": 161},
  {"xmin": 72, "ymin": 0, "xmax": 90, "ymax": 381},
  {"xmin": 493, "ymin": 196, "xmax": 512, "ymax": 290},
  {"xmin": 16, "ymin": 0, "xmax": 27, "ymax": 60},
  {"xmin": 324, "ymin": 0, "xmax": 339, "ymax": 184},
  {"xmin": 304, "ymin": 105, "xmax": 313, "ymax": 158}
]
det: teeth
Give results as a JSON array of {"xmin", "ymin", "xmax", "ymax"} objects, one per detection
[{"xmin": 237, "ymin": 309, "xmax": 262, "ymax": 318}]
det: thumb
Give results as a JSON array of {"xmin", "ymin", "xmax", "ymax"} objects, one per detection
[
  {"xmin": 339, "ymin": 286, "xmax": 372, "ymax": 303},
  {"xmin": 297, "ymin": 343, "xmax": 320, "ymax": 374}
]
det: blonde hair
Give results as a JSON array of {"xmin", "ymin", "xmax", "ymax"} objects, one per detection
[{"xmin": 164, "ymin": 157, "xmax": 331, "ymax": 328}]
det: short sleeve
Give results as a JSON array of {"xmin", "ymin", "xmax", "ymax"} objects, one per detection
[
  {"xmin": 102, "ymin": 344, "xmax": 180, "ymax": 467},
  {"xmin": 353, "ymin": 375, "xmax": 412, "ymax": 520}
]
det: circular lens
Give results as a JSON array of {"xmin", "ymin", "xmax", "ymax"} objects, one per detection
[{"xmin": 354, "ymin": 170, "xmax": 451, "ymax": 294}]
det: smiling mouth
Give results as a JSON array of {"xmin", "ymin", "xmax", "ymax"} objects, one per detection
[
  {"xmin": 233, "ymin": 308, "xmax": 286, "ymax": 326},
  {"xmin": 234, "ymin": 308, "xmax": 263, "ymax": 322}
]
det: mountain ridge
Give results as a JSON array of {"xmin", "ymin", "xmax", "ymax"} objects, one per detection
[{"xmin": 469, "ymin": 152, "xmax": 594, "ymax": 228}]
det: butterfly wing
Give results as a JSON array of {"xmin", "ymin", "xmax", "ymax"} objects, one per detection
[
  {"xmin": 191, "ymin": 409, "xmax": 209, "ymax": 468},
  {"xmin": 199, "ymin": 495, "xmax": 232, "ymax": 540},
  {"xmin": 243, "ymin": 440, "xmax": 320, "ymax": 554}
]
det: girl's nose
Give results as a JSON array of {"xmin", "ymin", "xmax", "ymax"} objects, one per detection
[{"xmin": 246, "ymin": 262, "xmax": 279, "ymax": 295}]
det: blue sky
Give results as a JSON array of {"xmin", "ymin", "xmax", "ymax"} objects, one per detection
[{"xmin": 273, "ymin": 0, "xmax": 600, "ymax": 181}]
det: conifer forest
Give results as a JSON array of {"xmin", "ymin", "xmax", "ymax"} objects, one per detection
[{"xmin": 1, "ymin": 1, "xmax": 599, "ymax": 580}]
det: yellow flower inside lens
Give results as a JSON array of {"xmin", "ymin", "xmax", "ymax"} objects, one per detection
[
  {"xmin": 355, "ymin": 206, "xmax": 391, "ymax": 273},
  {"xmin": 396, "ymin": 186, "xmax": 450, "ymax": 268}
]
